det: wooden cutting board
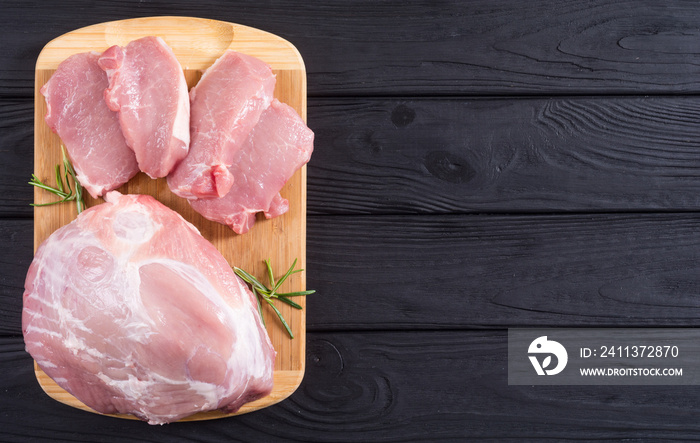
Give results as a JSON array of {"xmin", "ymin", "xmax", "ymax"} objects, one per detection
[{"xmin": 33, "ymin": 16, "xmax": 308, "ymax": 421}]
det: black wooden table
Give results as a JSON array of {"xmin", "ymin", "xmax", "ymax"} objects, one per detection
[{"xmin": 3, "ymin": 1, "xmax": 700, "ymax": 441}]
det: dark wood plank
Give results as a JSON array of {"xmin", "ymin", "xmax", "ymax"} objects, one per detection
[
  {"xmin": 290, "ymin": 331, "xmax": 700, "ymax": 440},
  {"xmin": 5, "ymin": 213, "xmax": 700, "ymax": 335},
  {"xmin": 304, "ymin": 213, "xmax": 700, "ymax": 330},
  {"xmin": 0, "ymin": 100, "xmax": 33, "ymax": 216},
  {"xmin": 308, "ymin": 96, "xmax": 700, "ymax": 215},
  {"xmin": 3, "ymin": 1, "xmax": 700, "ymax": 97},
  {"xmin": 0, "ymin": 220, "xmax": 32, "ymax": 335},
  {"xmin": 3, "ymin": 333, "xmax": 700, "ymax": 441},
  {"xmin": 9, "ymin": 96, "xmax": 700, "ymax": 218}
]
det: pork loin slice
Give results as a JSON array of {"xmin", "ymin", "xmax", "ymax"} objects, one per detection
[
  {"xmin": 41, "ymin": 52, "xmax": 139, "ymax": 198},
  {"xmin": 99, "ymin": 37, "xmax": 190, "ymax": 178},
  {"xmin": 168, "ymin": 50, "xmax": 276, "ymax": 199},
  {"xmin": 189, "ymin": 100, "xmax": 314, "ymax": 234},
  {"xmin": 22, "ymin": 192, "xmax": 275, "ymax": 425}
]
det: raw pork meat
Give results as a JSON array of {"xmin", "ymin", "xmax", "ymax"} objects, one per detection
[
  {"xmin": 190, "ymin": 99, "xmax": 314, "ymax": 234},
  {"xmin": 99, "ymin": 36, "xmax": 190, "ymax": 178},
  {"xmin": 41, "ymin": 52, "xmax": 139, "ymax": 198},
  {"xmin": 168, "ymin": 50, "xmax": 276, "ymax": 199},
  {"xmin": 22, "ymin": 192, "xmax": 275, "ymax": 424}
]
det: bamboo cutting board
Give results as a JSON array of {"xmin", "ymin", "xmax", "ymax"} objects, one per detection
[{"xmin": 33, "ymin": 17, "xmax": 307, "ymax": 421}]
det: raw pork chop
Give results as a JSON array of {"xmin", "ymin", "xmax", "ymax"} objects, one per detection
[
  {"xmin": 99, "ymin": 36, "xmax": 190, "ymax": 178},
  {"xmin": 22, "ymin": 192, "xmax": 275, "ymax": 424},
  {"xmin": 41, "ymin": 52, "xmax": 139, "ymax": 198},
  {"xmin": 168, "ymin": 50, "xmax": 276, "ymax": 199},
  {"xmin": 190, "ymin": 99, "xmax": 314, "ymax": 234}
]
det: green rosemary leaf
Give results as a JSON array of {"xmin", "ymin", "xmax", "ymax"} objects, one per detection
[
  {"xmin": 29, "ymin": 146, "xmax": 85, "ymax": 214},
  {"xmin": 276, "ymin": 290, "xmax": 316, "ymax": 297},
  {"xmin": 234, "ymin": 259, "xmax": 314, "ymax": 339},
  {"xmin": 62, "ymin": 147, "xmax": 84, "ymax": 214},
  {"xmin": 233, "ymin": 267, "xmax": 270, "ymax": 293},
  {"xmin": 270, "ymin": 295, "xmax": 303, "ymax": 310},
  {"xmin": 264, "ymin": 298, "xmax": 294, "ymax": 339},
  {"xmin": 31, "ymin": 201, "xmax": 67, "ymax": 208},
  {"xmin": 252, "ymin": 286, "xmax": 266, "ymax": 329},
  {"xmin": 270, "ymin": 258, "xmax": 298, "ymax": 296},
  {"xmin": 55, "ymin": 164, "xmax": 64, "ymax": 194},
  {"xmin": 29, "ymin": 173, "xmax": 72, "ymax": 207},
  {"xmin": 233, "ymin": 267, "xmax": 254, "ymax": 283},
  {"xmin": 264, "ymin": 259, "xmax": 276, "ymax": 288},
  {"xmin": 29, "ymin": 179, "xmax": 67, "ymax": 197}
]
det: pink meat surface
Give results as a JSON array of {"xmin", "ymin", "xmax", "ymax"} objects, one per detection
[
  {"xmin": 190, "ymin": 99, "xmax": 314, "ymax": 234},
  {"xmin": 41, "ymin": 52, "xmax": 139, "ymax": 198},
  {"xmin": 99, "ymin": 37, "xmax": 190, "ymax": 178},
  {"xmin": 168, "ymin": 50, "xmax": 276, "ymax": 199},
  {"xmin": 22, "ymin": 192, "xmax": 275, "ymax": 424}
]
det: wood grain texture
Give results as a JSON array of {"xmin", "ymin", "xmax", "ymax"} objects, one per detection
[
  {"xmin": 305, "ymin": 213, "xmax": 700, "ymax": 330},
  {"xmin": 35, "ymin": 16, "xmax": 305, "ymax": 72},
  {"xmin": 7, "ymin": 96, "xmax": 700, "ymax": 218},
  {"xmin": 0, "ymin": 100, "xmax": 33, "ymax": 216},
  {"xmin": 3, "ymin": 333, "xmax": 700, "ymax": 441},
  {"xmin": 4, "ymin": 1, "xmax": 700, "ymax": 97},
  {"xmin": 32, "ymin": 17, "xmax": 307, "ymax": 420},
  {"xmin": 307, "ymin": 96, "xmax": 700, "ymax": 215},
  {"xmin": 0, "ymin": 220, "xmax": 32, "ymax": 335}
]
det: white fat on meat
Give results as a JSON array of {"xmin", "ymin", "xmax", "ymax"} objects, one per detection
[
  {"xmin": 189, "ymin": 99, "xmax": 314, "ymax": 234},
  {"xmin": 168, "ymin": 50, "xmax": 276, "ymax": 199},
  {"xmin": 22, "ymin": 191, "xmax": 275, "ymax": 424},
  {"xmin": 40, "ymin": 52, "xmax": 139, "ymax": 198},
  {"xmin": 99, "ymin": 36, "xmax": 190, "ymax": 178}
]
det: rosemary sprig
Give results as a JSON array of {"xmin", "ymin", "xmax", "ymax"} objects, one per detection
[
  {"xmin": 29, "ymin": 146, "xmax": 85, "ymax": 214},
  {"xmin": 234, "ymin": 259, "xmax": 315, "ymax": 339}
]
